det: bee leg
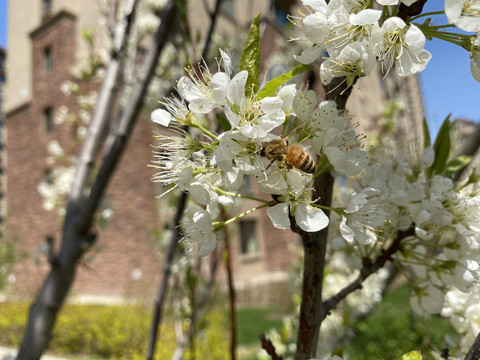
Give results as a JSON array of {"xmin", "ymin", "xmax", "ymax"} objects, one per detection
[{"xmin": 265, "ymin": 159, "xmax": 275, "ymax": 171}]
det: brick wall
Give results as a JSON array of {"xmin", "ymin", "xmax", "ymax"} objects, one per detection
[{"xmin": 6, "ymin": 11, "xmax": 161, "ymax": 300}]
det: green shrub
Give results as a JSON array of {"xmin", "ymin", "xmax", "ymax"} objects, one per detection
[{"xmin": 0, "ymin": 302, "xmax": 228, "ymax": 359}]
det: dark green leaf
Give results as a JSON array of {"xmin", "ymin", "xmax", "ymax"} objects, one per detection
[
  {"xmin": 257, "ymin": 64, "xmax": 312, "ymax": 99},
  {"xmin": 426, "ymin": 114, "xmax": 451, "ymax": 178},
  {"xmin": 216, "ymin": 113, "xmax": 231, "ymax": 131},
  {"xmin": 422, "ymin": 117, "xmax": 431, "ymax": 149},
  {"xmin": 239, "ymin": 13, "xmax": 261, "ymax": 97}
]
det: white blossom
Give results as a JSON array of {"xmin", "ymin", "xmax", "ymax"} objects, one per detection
[
  {"xmin": 470, "ymin": 33, "xmax": 480, "ymax": 82},
  {"xmin": 445, "ymin": 0, "xmax": 480, "ymax": 32},
  {"xmin": 181, "ymin": 206, "xmax": 218, "ymax": 257},
  {"xmin": 372, "ymin": 17, "xmax": 432, "ymax": 76}
]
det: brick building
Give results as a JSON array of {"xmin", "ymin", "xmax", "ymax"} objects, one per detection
[
  {"xmin": 4, "ymin": 0, "xmax": 425, "ymax": 303},
  {"xmin": 0, "ymin": 47, "xmax": 5, "ymax": 232},
  {"xmin": 4, "ymin": 2, "xmax": 160, "ymax": 300}
]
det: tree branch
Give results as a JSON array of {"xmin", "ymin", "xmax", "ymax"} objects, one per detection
[
  {"xmin": 465, "ymin": 331, "xmax": 480, "ymax": 360},
  {"xmin": 294, "ymin": 76, "xmax": 355, "ymax": 360},
  {"xmin": 260, "ymin": 333, "xmax": 284, "ymax": 360},
  {"xmin": 146, "ymin": 191, "xmax": 188, "ymax": 360},
  {"xmin": 68, "ymin": 0, "xmax": 138, "ymax": 208},
  {"xmin": 222, "ymin": 207, "xmax": 237, "ymax": 360},
  {"xmin": 82, "ymin": 0, "xmax": 179, "ymax": 228},
  {"xmin": 322, "ymin": 227, "xmax": 415, "ymax": 315},
  {"xmin": 294, "ymin": 171, "xmax": 334, "ymax": 360}
]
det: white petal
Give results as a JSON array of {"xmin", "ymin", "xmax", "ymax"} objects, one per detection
[
  {"xmin": 278, "ymin": 84, "xmax": 298, "ymax": 113},
  {"xmin": 376, "ymin": 0, "xmax": 397, "ymax": 5},
  {"xmin": 295, "ymin": 204, "xmax": 329, "ymax": 232},
  {"xmin": 339, "ymin": 216, "xmax": 355, "ymax": 242},
  {"xmin": 405, "ymin": 25, "xmax": 426, "ymax": 54},
  {"xmin": 471, "ymin": 57, "xmax": 480, "ymax": 82},
  {"xmin": 151, "ymin": 108, "xmax": 172, "ymax": 126},
  {"xmin": 349, "ymin": 9, "xmax": 381, "ymax": 26},
  {"xmin": 189, "ymin": 182, "xmax": 211, "ymax": 205},
  {"xmin": 196, "ymin": 234, "xmax": 217, "ymax": 257},
  {"xmin": 219, "ymin": 49, "xmax": 233, "ymax": 76},
  {"xmin": 189, "ymin": 97, "xmax": 215, "ymax": 114},
  {"xmin": 410, "ymin": 285, "xmax": 444, "ymax": 315},
  {"xmin": 227, "ymin": 70, "xmax": 248, "ymax": 106},
  {"xmin": 294, "ymin": 47, "xmax": 323, "ymax": 64},
  {"xmin": 211, "ymin": 72, "xmax": 230, "ymax": 105},
  {"xmin": 267, "ymin": 203, "xmax": 291, "ymax": 229}
]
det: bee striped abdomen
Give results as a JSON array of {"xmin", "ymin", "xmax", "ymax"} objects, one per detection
[{"xmin": 285, "ymin": 145, "xmax": 316, "ymax": 174}]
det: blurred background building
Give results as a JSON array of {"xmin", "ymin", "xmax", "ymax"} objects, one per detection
[
  {"xmin": 0, "ymin": 47, "xmax": 5, "ymax": 235},
  {"xmin": 3, "ymin": 0, "xmax": 425, "ymax": 304}
]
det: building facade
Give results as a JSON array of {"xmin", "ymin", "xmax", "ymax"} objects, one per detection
[
  {"xmin": 0, "ymin": 47, "xmax": 5, "ymax": 231},
  {"xmin": 4, "ymin": 0, "xmax": 425, "ymax": 303},
  {"xmin": 5, "ymin": 0, "xmax": 160, "ymax": 300}
]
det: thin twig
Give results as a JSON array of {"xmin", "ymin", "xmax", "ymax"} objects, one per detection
[
  {"xmin": 201, "ymin": 0, "xmax": 224, "ymax": 59},
  {"xmin": 222, "ymin": 208, "xmax": 237, "ymax": 360},
  {"xmin": 260, "ymin": 333, "xmax": 284, "ymax": 360},
  {"xmin": 323, "ymin": 227, "xmax": 415, "ymax": 315},
  {"xmin": 146, "ymin": 191, "xmax": 188, "ymax": 360}
]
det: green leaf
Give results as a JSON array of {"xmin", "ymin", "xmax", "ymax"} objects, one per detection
[
  {"xmin": 422, "ymin": 117, "xmax": 431, "ymax": 149},
  {"xmin": 394, "ymin": 350, "xmax": 422, "ymax": 360},
  {"xmin": 257, "ymin": 64, "xmax": 312, "ymax": 99},
  {"xmin": 216, "ymin": 113, "xmax": 231, "ymax": 131},
  {"xmin": 426, "ymin": 114, "xmax": 451, "ymax": 178},
  {"xmin": 81, "ymin": 29, "xmax": 94, "ymax": 46},
  {"xmin": 443, "ymin": 155, "xmax": 472, "ymax": 178},
  {"xmin": 239, "ymin": 13, "xmax": 261, "ymax": 97}
]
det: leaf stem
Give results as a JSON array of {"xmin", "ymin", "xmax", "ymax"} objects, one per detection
[{"xmin": 213, "ymin": 203, "xmax": 270, "ymax": 230}]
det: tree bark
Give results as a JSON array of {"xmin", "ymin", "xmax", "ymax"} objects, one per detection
[{"xmin": 294, "ymin": 77, "xmax": 354, "ymax": 360}]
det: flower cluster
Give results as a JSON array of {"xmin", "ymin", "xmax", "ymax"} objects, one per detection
[
  {"xmin": 291, "ymin": 0, "xmax": 432, "ymax": 83},
  {"xmin": 151, "ymin": 51, "xmax": 373, "ymax": 257},
  {"xmin": 291, "ymin": 0, "xmax": 480, "ymax": 84},
  {"xmin": 442, "ymin": 284, "xmax": 480, "ymax": 353},
  {"xmin": 345, "ymin": 149, "xmax": 480, "ymax": 317}
]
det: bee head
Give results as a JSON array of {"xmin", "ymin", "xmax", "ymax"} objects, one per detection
[{"xmin": 259, "ymin": 143, "xmax": 267, "ymax": 157}]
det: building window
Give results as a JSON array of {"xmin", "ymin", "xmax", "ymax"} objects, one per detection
[
  {"xmin": 42, "ymin": 0, "xmax": 53, "ymax": 16},
  {"xmin": 43, "ymin": 47, "xmax": 52, "ymax": 72},
  {"xmin": 239, "ymin": 219, "xmax": 259, "ymax": 254},
  {"xmin": 44, "ymin": 107, "xmax": 53, "ymax": 134},
  {"xmin": 44, "ymin": 168, "xmax": 54, "ymax": 185}
]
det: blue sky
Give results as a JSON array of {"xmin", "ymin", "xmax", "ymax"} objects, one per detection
[{"xmin": 0, "ymin": 0, "xmax": 478, "ymax": 139}]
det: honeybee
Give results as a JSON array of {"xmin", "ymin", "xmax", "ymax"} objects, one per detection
[{"xmin": 260, "ymin": 137, "xmax": 316, "ymax": 174}]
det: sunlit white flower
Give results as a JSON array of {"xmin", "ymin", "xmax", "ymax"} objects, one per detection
[
  {"xmin": 224, "ymin": 71, "xmax": 285, "ymax": 138},
  {"xmin": 340, "ymin": 188, "xmax": 387, "ymax": 244},
  {"xmin": 372, "ymin": 17, "xmax": 432, "ymax": 76},
  {"xmin": 151, "ymin": 108, "xmax": 172, "ymax": 127},
  {"xmin": 267, "ymin": 202, "xmax": 329, "ymax": 232},
  {"xmin": 445, "ymin": 0, "xmax": 480, "ymax": 32},
  {"xmin": 313, "ymin": 127, "xmax": 368, "ymax": 176},
  {"xmin": 181, "ymin": 206, "xmax": 218, "ymax": 257},
  {"xmin": 410, "ymin": 283, "xmax": 445, "ymax": 315},
  {"xmin": 470, "ymin": 33, "xmax": 480, "ymax": 82},
  {"xmin": 151, "ymin": 130, "xmax": 208, "ymax": 195},
  {"xmin": 320, "ymin": 42, "xmax": 376, "ymax": 86},
  {"xmin": 47, "ymin": 140, "xmax": 64, "ymax": 158}
]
